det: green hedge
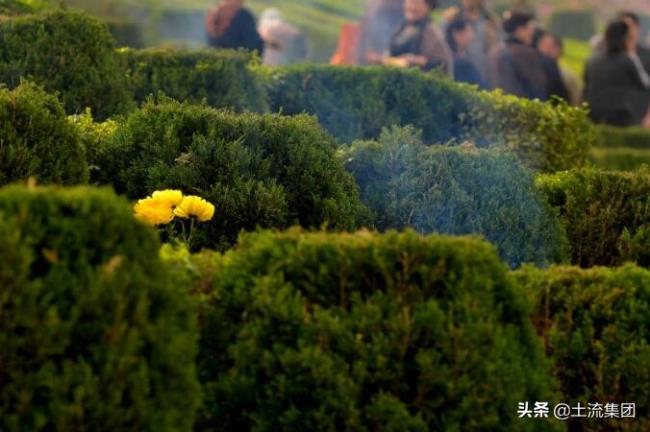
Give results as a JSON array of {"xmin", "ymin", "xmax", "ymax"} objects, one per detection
[
  {"xmin": 0, "ymin": 0, "xmax": 46, "ymax": 14},
  {"xmin": 345, "ymin": 127, "xmax": 568, "ymax": 267},
  {"xmin": 537, "ymin": 168, "xmax": 650, "ymax": 267},
  {"xmin": 164, "ymin": 229, "xmax": 560, "ymax": 432},
  {"xmin": 266, "ymin": 65, "xmax": 594, "ymax": 172},
  {"xmin": 67, "ymin": 109, "xmax": 117, "ymax": 179},
  {"xmin": 119, "ymin": 47, "xmax": 268, "ymax": 112},
  {"xmin": 514, "ymin": 265, "xmax": 650, "ymax": 431},
  {"xmin": 0, "ymin": 185, "xmax": 200, "ymax": 431},
  {"xmin": 0, "ymin": 82, "xmax": 88, "ymax": 186},
  {"xmin": 588, "ymin": 147, "xmax": 650, "ymax": 171},
  {"xmin": 548, "ymin": 9, "xmax": 597, "ymax": 42},
  {"xmin": 0, "ymin": 9, "xmax": 134, "ymax": 119},
  {"xmin": 596, "ymin": 125, "xmax": 650, "ymax": 149},
  {"xmin": 96, "ymin": 98, "xmax": 369, "ymax": 251}
]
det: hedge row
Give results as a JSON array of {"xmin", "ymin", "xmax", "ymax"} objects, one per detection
[
  {"xmin": 118, "ymin": 47, "xmax": 268, "ymax": 112},
  {"xmin": 267, "ymin": 65, "xmax": 594, "ymax": 172},
  {"xmin": 0, "ymin": 185, "xmax": 199, "ymax": 431},
  {"xmin": 345, "ymin": 126, "xmax": 567, "ymax": 267},
  {"xmin": 0, "ymin": 82, "xmax": 87, "ymax": 186},
  {"xmin": 590, "ymin": 126, "xmax": 650, "ymax": 170},
  {"xmin": 94, "ymin": 98, "xmax": 370, "ymax": 251},
  {"xmin": 165, "ymin": 229, "xmax": 560, "ymax": 432},
  {"xmin": 537, "ymin": 168, "xmax": 650, "ymax": 268},
  {"xmin": 0, "ymin": 9, "xmax": 134, "ymax": 119},
  {"xmin": 515, "ymin": 265, "xmax": 650, "ymax": 432}
]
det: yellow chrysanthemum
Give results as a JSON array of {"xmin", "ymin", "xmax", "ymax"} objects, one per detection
[
  {"xmin": 174, "ymin": 195, "xmax": 215, "ymax": 222},
  {"xmin": 134, "ymin": 197, "xmax": 175, "ymax": 225},
  {"xmin": 152, "ymin": 189, "xmax": 184, "ymax": 207}
]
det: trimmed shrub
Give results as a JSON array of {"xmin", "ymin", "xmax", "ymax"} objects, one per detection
[
  {"xmin": 0, "ymin": 82, "xmax": 88, "ymax": 186},
  {"xmin": 345, "ymin": 127, "xmax": 568, "ymax": 267},
  {"xmin": 588, "ymin": 147, "xmax": 650, "ymax": 171},
  {"xmin": 0, "ymin": 185, "xmax": 200, "ymax": 431},
  {"xmin": 67, "ymin": 109, "xmax": 117, "ymax": 179},
  {"xmin": 95, "ymin": 98, "xmax": 369, "ymax": 251},
  {"xmin": 0, "ymin": 0, "xmax": 46, "ymax": 14},
  {"xmin": 537, "ymin": 168, "xmax": 650, "ymax": 267},
  {"xmin": 596, "ymin": 125, "xmax": 650, "ymax": 149},
  {"xmin": 119, "ymin": 47, "xmax": 268, "ymax": 112},
  {"xmin": 165, "ymin": 229, "xmax": 561, "ymax": 432},
  {"xmin": 514, "ymin": 265, "xmax": 650, "ymax": 432},
  {"xmin": 0, "ymin": 9, "xmax": 134, "ymax": 119},
  {"xmin": 548, "ymin": 9, "xmax": 597, "ymax": 42},
  {"xmin": 267, "ymin": 65, "xmax": 594, "ymax": 172}
]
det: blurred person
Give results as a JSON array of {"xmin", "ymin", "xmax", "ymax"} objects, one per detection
[
  {"xmin": 619, "ymin": 11, "xmax": 650, "ymax": 122},
  {"xmin": 488, "ymin": 11, "xmax": 548, "ymax": 100},
  {"xmin": 258, "ymin": 8, "xmax": 307, "ymax": 65},
  {"xmin": 538, "ymin": 33, "xmax": 581, "ymax": 105},
  {"xmin": 357, "ymin": 0, "xmax": 404, "ymax": 65},
  {"xmin": 368, "ymin": 0, "xmax": 452, "ymax": 74},
  {"xmin": 445, "ymin": 18, "xmax": 487, "ymax": 87},
  {"xmin": 585, "ymin": 20, "xmax": 650, "ymax": 127},
  {"xmin": 443, "ymin": 0, "xmax": 499, "ymax": 81},
  {"xmin": 532, "ymin": 28, "xmax": 570, "ymax": 103},
  {"xmin": 205, "ymin": 0, "xmax": 264, "ymax": 54}
]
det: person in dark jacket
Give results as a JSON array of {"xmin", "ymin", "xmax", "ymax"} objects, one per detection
[
  {"xmin": 357, "ymin": 0, "xmax": 404, "ymax": 64},
  {"xmin": 368, "ymin": 0, "xmax": 452, "ymax": 74},
  {"xmin": 445, "ymin": 18, "xmax": 488, "ymax": 87},
  {"xmin": 532, "ymin": 28, "xmax": 570, "ymax": 102},
  {"xmin": 585, "ymin": 20, "xmax": 650, "ymax": 127},
  {"xmin": 487, "ymin": 11, "xmax": 547, "ymax": 100},
  {"xmin": 206, "ymin": 0, "xmax": 264, "ymax": 54}
]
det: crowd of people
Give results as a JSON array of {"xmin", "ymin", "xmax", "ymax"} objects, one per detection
[{"xmin": 204, "ymin": 0, "xmax": 650, "ymax": 128}]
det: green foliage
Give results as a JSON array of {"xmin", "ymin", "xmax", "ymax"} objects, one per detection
[
  {"xmin": 0, "ymin": 185, "xmax": 200, "ymax": 431},
  {"xmin": 0, "ymin": 0, "xmax": 47, "ymax": 14},
  {"xmin": 588, "ymin": 147, "xmax": 650, "ymax": 171},
  {"xmin": 514, "ymin": 265, "xmax": 650, "ymax": 432},
  {"xmin": 0, "ymin": 82, "xmax": 88, "ymax": 186},
  {"xmin": 267, "ymin": 65, "xmax": 594, "ymax": 172},
  {"xmin": 119, "ymin": 47, "xmax": 268, "ymax": 112},
  {"xmin": 548, "ymin": 9, "xmax": 597, "ymax": 42},
  {"xmin": 344, "ymin": 127, "xmax": 568, "ymax": 267},
  {"xmin": 0, "ymin": 9, "xmax": 134, "ymax": 119},
  {"xmin": 166, "ymin": 228, "xmax": 560, "ymax": 432},
  {"xmin": 67, "ymin": 109, "xmax": 117, "ymax": 179},
  {"xmin": 96, "ymin": 98, "xmax": 369, "ymax": 251},
  {"xmin": 596, "ymin": 125, "xmax": 650, "ymax": 149},
  {"xmin": 537, "ymin": 168, "xmax": 650, "ymax": 267}
]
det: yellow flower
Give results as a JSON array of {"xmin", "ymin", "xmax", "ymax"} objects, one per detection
[
  {"xmin": 134, "ymin": 197, "xmax": 175, "ymax": 225},
  {"xmin": 174, "ymin": 195, "xmax": 215, "ymax": 222},
  {"xmin": 152, "ymin": 189, "xmax": 184, "ymax": 207}
]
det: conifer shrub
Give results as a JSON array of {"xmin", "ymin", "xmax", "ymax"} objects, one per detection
[
  {"xmin": 514, "ymin": 265, "xmax": 650, "ymax": 431},
  {"xmin": 537, "ymin": 168, "xmax": 650, "ymax": 267},
  {"xmin": 163, "ymin": 229, "xmax": 561, "ymax": 432},
  {"xmin": 267, "ymin": 65, "xmax": 594, "ymax": 172},
  {"xmin": 0, "ymin": 185, "xmax": 200, "ymax": 431},
  {"xmin": 119, "ymin": 47, "xmax": 268, "ymax": 112},
  {"xmin": 0, "ymin": 9, "xmax": 134, "ymax": 119},
  {"xmin": 96, "ymin": 99, "xmax": 369, "ymax": 251},
  {"xmin": 0, "ymin": 82, "xmax": 88, "ymax": 186},
  {"xmin": 345, "ymin": 127, "xmax": 568, "ymax": 267}
]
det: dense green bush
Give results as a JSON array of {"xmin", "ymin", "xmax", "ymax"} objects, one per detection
[
  {"xmin": 67, "ymin": 109, "xmax": 117, "ymax": 178},
  {"xmin": 119, "ymin": 47, "xmax": 268, "ymax": 112},
  {"xmin": 0, "ymin": 9, "xmax": 134, "ymax": 119},
  {"xmin": 596, "ymin": 125, "xmax": 650, "ymax": 149},
  {"xmin": 0, "ymin": 82, "xmax": 88, "ymax": 186},
  {"xmin": 164, "ymin": 229, "xmax": 560, "ymax": 432},
  {"xmin": 548, "ymin": 9, "xmax": 597, "ymax": 42},
  {"xmin": 345, "ymin": 127, "xmax": 568, "ymax": 267},
  {"xmin": 514, "ymin": 265, "xmax": 650, "ymax": 432},
  {"xmin": 96, "ymin": 99, "xmax": 369, "ymax": 250},
  {"xmin": 588, "ymin": 147, "xmax": 650, "ymax": 171},
  {"xmin": 267, "ymin": 65, "xmax": 594, "ymax": 172},
  {"xmin": 0, "ymin": 0, "xmax": 46, "ymax": 14},
  {"xmin": 537, "ymin": 168, "xmax": 650, "ymax": 267},
  {"xmin": 0, "ymin": 185, "xmax": 200, "ymax": 431}
]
